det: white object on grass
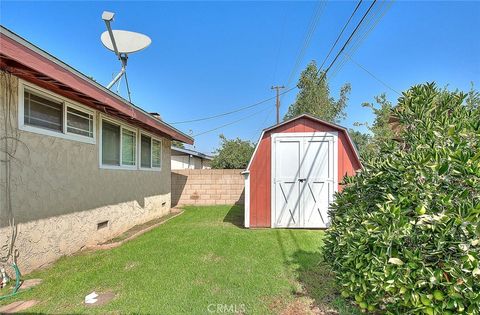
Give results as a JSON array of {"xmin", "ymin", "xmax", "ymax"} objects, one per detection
[{"xmin": 85, "ymin": 291, "xmax": 99, "ymax": 304}]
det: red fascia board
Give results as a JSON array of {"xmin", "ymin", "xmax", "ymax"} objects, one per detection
[{"xmin": 0, "ymin": 34, "xmax": 193, "ymax": 144}]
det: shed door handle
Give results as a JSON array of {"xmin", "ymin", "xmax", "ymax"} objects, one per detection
[{"xmin": 298, "ymin": 178, "xmax": 306, "ymax": 182}]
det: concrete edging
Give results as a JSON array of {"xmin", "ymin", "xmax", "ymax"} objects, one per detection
[{"xmin": 83, "ymin": 209, "xmax": 184, "ymax": 251}]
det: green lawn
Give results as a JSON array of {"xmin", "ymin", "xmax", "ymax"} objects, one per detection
[{"xmin": 1, "ymin": 205, "xmax": 359, "ymax": 314}]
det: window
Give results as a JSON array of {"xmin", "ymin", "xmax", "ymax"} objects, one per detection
[
  {"xmin": 24, "ymin": 91, "xmax": 63, "ymax": 132},
  {"xmin": 102, "ymin": 121, "xmax": 121, "ymax": 166},
  {"xmin": 67, "ymin": 106, "xmax": 94, "ymax": 137},
  {"xmin": 101, "ymin": 119, "xmax": 137, "ymax": 168},
  {"xmin": 140, "ymin": 134, "xmax": 162, "ymax": 169},
  {"xmin": 20, "ymin": 82, "xmax": 96, "ymax": 144},
  {"xmin": 152, "ymin": 139, "xmax": 162, "ymax": 168},
  {"xmin": 122, "ymin": 129, "xmax": 136, "ymax": 166},
  {"xmin": 140, "ymin": 134, "xmax": 151, "ymax": 168}
]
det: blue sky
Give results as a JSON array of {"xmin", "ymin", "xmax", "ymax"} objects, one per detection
[{"xmin": 1, "ymin": 1, "xmax": 479, "ymax": 154}]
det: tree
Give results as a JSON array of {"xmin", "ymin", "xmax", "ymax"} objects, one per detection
[
  {"xmin": 361, "ymin": 93, "xmax": 395, "ymax": 144},
  {"xmin": 466, "ymin": 82, "xmax": 480, "ymax": 109},
  {"xmin": 351, "ymin": 93, "xmax": 395, "ymax": 158},
  {"xmin": 172, "ymin": 140, "xmax": 185, "ymax": 149},
  {"xmin": 348, "ymin": 129, "xmax": 371, "ymax": 157},
  {"xmin": 284, "ymin": 61, "xmax": 351, "ymax": 123},
  {"xmin": 211, "ymin": 134, "xmax": 255, "ymax": 169},
  {"xmin": 325, "ymin": 83, "xmax": 480, "ymax": 314}
]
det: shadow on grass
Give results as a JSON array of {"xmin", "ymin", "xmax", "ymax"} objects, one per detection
[
  {"xmin": 289, "ymin": 249, "xmax": 361, "ymax": 315},
  {"xmin": 222, "ymin": 205, "xmax": 245, "ymax": 228}
]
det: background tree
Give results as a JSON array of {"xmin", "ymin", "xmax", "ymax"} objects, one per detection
[
  {"xmin": 211, "ymin": 134, "xmax": 255, "ymax": 169},
  {"xmin": 350, "ymin": 93, "xmax": 395, "ymax": 158},
  {"xmin": 172, "ymin": 140, "xmax": 185, "ymax": 149},
  {"xmin": 361, "ymin": 93, "xmax": 395, "ymax": 144},
  {"xmin": 284, "ymin": 61, "xmax": 351, "ymax": 123},
  {"xmin": 466, "ymin": 82, "xmax": 480, "ymax": 109},
  {"xmin": 348, "ymin": 129, "xmax": 372, "ymax": 157}
]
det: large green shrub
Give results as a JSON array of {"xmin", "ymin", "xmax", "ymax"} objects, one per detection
[{"xmin": 324, "ymin": 83, "xmax": 480, "ymax": 314}]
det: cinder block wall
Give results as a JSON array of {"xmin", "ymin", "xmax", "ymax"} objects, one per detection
[{"xmin": 172, "ymin": 169, "xmax": 245, "ymax": 206}]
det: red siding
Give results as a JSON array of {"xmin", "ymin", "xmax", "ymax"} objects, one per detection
[{"xmin": 249, "ymin": 117, "xmax": 361, "ymax": 227}]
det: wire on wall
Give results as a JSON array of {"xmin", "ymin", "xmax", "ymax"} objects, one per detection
[{"xmin": 0, "ymin": 70, "xmax": 20, "ymax": 267}]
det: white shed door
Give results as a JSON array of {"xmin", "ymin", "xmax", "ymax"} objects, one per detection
[{"xmin": 273, "ymin": 134, "xmax": 335, "ymax": 228}]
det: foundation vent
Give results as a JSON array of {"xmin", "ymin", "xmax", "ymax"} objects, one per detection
[{"xmin": 97, "ymin": 220, "xmax": 109, "ymax": 230}]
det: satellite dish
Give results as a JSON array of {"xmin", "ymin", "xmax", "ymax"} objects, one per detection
[
  {"xmin": 100, "ymin": 11, "xmax": 152, "ymax": 102},
  {"xmin": 101, "ymin": 30, "xmax": 151, "ymax": 54}
]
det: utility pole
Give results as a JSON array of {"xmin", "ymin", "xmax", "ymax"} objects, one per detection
[{"xmin": 271, "ymin": 85, "xmax": 285, "ymax": 124}]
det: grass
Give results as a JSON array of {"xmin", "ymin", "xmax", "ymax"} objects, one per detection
[{"xmin": 1, "ymin": 205, "xmax": 360, "ymax": 314}]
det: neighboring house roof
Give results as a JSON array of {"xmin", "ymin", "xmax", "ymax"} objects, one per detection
[
  {"xmin": 171, "ymin": 147, "xmax": 213, "ymax": 160},
  {"xmin": 245, "ymin": 113, "xmax": 361, "ymax": 171},
  {"xmin": 0, "ymin": 26, "xmax": 193, "ymax": 144}
]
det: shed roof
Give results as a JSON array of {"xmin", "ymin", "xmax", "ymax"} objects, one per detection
[
  {"xmin": 0, "ymin": 26, "xmax": 193, "ymax": 144},
  {"xmin": 245, "ymin": 114, "xmax": 361, "ymax": 172}
]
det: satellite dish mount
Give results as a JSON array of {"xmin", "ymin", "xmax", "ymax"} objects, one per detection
[{"xmin": 101, "ymin": 11, "xmax": 151, "ymax": 102}]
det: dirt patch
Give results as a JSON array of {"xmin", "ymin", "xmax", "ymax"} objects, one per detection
[
  {"xmin": 201, "ymin": 252, "xmax": 223, "ymax": 263},
  {"xmin": 84, "ymin": 291, "xmax": 116, "ymax": 307},
  {"xmin": 124, "ymin": 261, "xmax": 139, "ymax": 271},
  {"xmin": 0, "ymin": 300, "xmax": 38, "ymax": 313},
  {"xmin": 268, "ymin": 296, "xmax": 338, "ymax": 315}
]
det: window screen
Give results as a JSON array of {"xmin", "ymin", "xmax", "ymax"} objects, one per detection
[
  {"xmin": 141, "ymin": 134, "xmax": 152, "ymax": 168},
  {"xmin": 67, "ymin": 106, "xmax": 93, "ymax": 137},
  {"xmin": 122, "ymin": 129, "xmax": 136, "ymax": 166},
  {"xmin": 102, "ymin": 121, "xmax": 121, "ymax": 165},
  {"xmin": 24, "ymin": 91, "xmax": 63, "ymax": 132},
  {"xmin": 152, "ymin": 139, "xmax": 162, "ymax": 168}
]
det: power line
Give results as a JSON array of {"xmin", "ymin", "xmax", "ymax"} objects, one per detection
[
  {"xmin": 176, "ymin": 0, "xmax": 382, "ymax": 136},
  {"xmin": 192, "ymin": 106, "xmax": 271, "ymax": 137},
  {"xmin": 318, "ymin": 0, "xmax": 363, "ymax": 71},
  {"xmin": 169, "ymin": 94, "xmax": 278, "ymax": 124},
  {"xmin": 272, "ymin": 6, "xmax": 289, "ymax": 84},
  {"xmin": 346, "ymin": 53, "xmax": 400, "ymax": 95},
  {"xmin": 169, "ymin": 2, "xmax": 325, "ymax": 128},
  {"xmin": 284, "ymin": 1, "xmax": 327, "ymax": 89},
  {"xmin": 329, "ymin": 0, "xmax": 393, "ymax": 79},
  {"xmin": 318, "ymin": 0, "xmax": 378, "ymax": 79},
  {"xmin": 249, "ymin": 107, "xmax": 275, "ymax": 141}
]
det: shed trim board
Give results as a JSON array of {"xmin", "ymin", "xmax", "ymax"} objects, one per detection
[
  {"xmin": 244, "ymin": 114, "xmax": 361, "ymax": 229},
  {"xmin": 243, "ymin": 172, "xmax": 251, "ymax": 228}
]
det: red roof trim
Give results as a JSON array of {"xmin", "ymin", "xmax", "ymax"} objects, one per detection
[{"xmin": 0, "ymin": 28, "xmax": 193, "ymax": 144}]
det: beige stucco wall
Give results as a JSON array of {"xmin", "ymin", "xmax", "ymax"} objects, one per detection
[{"xmin": 0, "ymin": 73, "xmax": 173, "ymax": 273}]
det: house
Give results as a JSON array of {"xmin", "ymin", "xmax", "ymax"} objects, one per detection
[
  {"xmin": 0, "ymin": 26, "xmax": 193, "ymax": 273},
  {"xmin": 171, "ymin": 146, "xmax": 213, "ymax": 170},
  {"xmin": 243, "ymin": 114, "xmax": 361, "ymax": 229}
]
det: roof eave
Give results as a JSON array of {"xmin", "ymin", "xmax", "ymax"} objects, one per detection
[{"xmin": 0, "ymin": 25, "xmax": 193, "ymax": 145}]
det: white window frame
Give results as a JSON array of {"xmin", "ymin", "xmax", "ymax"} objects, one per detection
[
  {"xmin": 18, "ymin": 79, "xmax": 96, "ymax": 144},
  {"xmin": 139, "ymin": 131, "xmax": 163, "ymax": 171},
  {"xmin": 99, "ymin": 115, "xmax": 138, "ymax": 170}
]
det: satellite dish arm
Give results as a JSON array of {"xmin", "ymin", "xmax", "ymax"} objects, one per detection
[{"xmin": 102, "ymin": 11, "xmax": 120, "ymax": 59}]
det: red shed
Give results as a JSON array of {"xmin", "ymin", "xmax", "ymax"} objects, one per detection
[{"xmin": 243, "ymin": 114, "xmax": 361, "ymax": 228}]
